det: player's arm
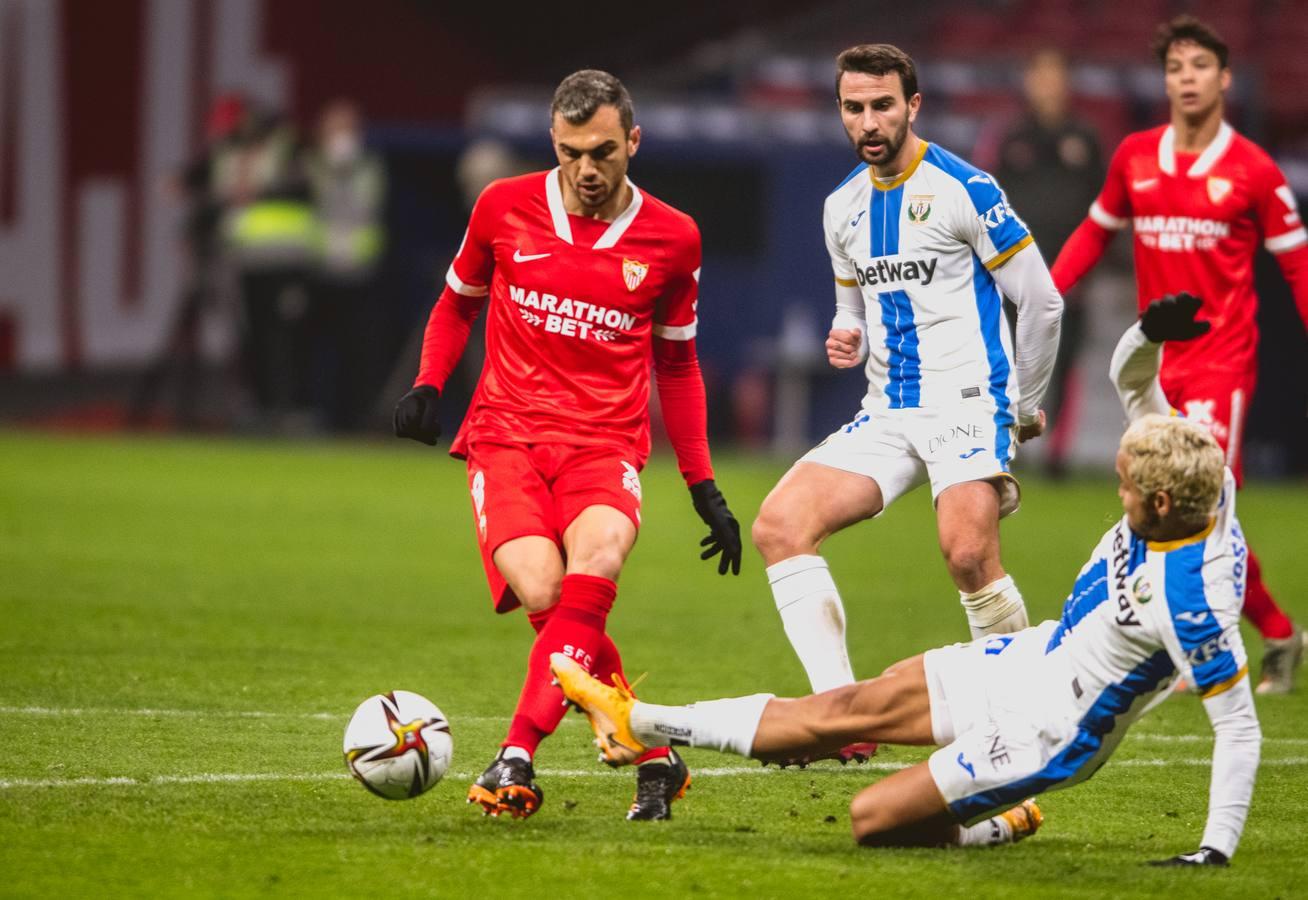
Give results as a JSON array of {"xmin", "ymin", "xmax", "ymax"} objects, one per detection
[
  {"xmin": 1109, "ymin": 293, "xmax": 1211, "ymax": 422},
  {"xmin": 653, "ymin": 230, "xmax": 742, "ymax": 576},
  {"xmin": 958, "ymin": 173, "xmax": 1062, "ymax": 437},
  {"xmin": 1254, "ymin": 165, "xmax": 1308, "ymax": 328},
  {"xmin": 987, "ymin": 242, "xmax": 1063, "ymax": 439},
  {"xmin": 1154, "ymin": 613, "xmax": 1260, "ymax": 866},
  {"xmin": 393, "ymin": 192, "xmax": 497, "ymax": 445},
  {"xmin": 1050, "ymin": 141, "xmax": 1133, "ymax": 295},
  {"xmin": 824, "ymin": 196, "xmax": 868, "ymax": 368}
]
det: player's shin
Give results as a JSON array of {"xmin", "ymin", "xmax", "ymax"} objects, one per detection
[
  {"xmin": 768, "ymin": 555, "xmax": 856, "ymax": 691},
  {"xmin": 503, "ymin": 574, "xmax": 616, "ymax": 756},
  {"xmin": 628, "ymin": 694, "xmax": 775, "ymax": 758},
  {"xmin": 959, "ymin": 575, "xmax": 1029, "ymax": 639}
]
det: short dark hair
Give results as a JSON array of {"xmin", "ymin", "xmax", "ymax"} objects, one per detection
[
  {"xmin": 550, "ymin": 69, "xmax": 634, "ymax": 132},
  {"xmin": 835, "ymin": 44, "xmax": 919, "ymax": 101},
  {"xmin": 1152, "ymin": 15, "xmax": 1229, "ymax": 69}
]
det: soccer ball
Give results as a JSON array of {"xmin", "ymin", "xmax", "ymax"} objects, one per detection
[{"xmin": 343, "ymin": 690, "xmax": 453, "ymax": 800}]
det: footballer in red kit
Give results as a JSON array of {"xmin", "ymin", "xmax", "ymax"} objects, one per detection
[
  {"xmin": 394, "ymin": 70, "xmax": 742, "ymax": 820},
  {"xmin": 1053, "ymin": 16, "xmax": 1308, "ymax": 693}
]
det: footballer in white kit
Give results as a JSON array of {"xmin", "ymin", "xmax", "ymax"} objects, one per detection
[
  {"xmin": 810, "ymin": 138, "xmax": 1051, "ymax": 515},
  {"xmin": 753, "ymin": 45, "xmax": 1063, "ymax": 720},
  {"xmin": 552, "ymin": 295, "xmax": 1260, "ymax": 863}
]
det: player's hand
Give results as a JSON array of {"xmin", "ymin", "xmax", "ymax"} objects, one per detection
[
  {"xmin": 1139, "ymin": 292, "xmax": 1211, "ymax": 343},
  {"xmin": 826, "ymin": 328, "xmax": 863, "ymax": 369},
  {"xmin": 1147, "ymin": 846, "xmax": 1230, "ymax": 868},
  {"xmin": 393, "ymin": 385, "xmax": 442, "ymax": 446},
  {"xmin": 689, "ymin": 479, "xmax": 742, "ymax": 576},
  {"xmin": 1015, "ymin": 410, "xmax": 1046, "ymax": 444}
]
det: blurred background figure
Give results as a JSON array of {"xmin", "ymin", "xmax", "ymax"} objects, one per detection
[
  {"xmin": 128, "ymin": 92, "xmax": 251, "ymax": 430},
  {"xmin": 218, "ymin": 102, "xmax": 316, "ymax": 431},
  {"xmin": 308, "ymin": 100, "xmax": 387, "ymax": 432},
  {"xmin": 995, "ymin": 49, "xmax": 1104, "ymax": 478}
]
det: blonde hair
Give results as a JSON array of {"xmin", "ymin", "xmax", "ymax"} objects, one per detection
[{"xmin": 1120, "ymin": 414, "xmax": 1224, "ymax": 526}]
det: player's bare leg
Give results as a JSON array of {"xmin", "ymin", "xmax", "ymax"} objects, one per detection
[
  {"xmin": 752, "ymin": 462, "xmax": 883, "ymax": 686},
  {"xmin": 935, "ymin": 479, "xmax": 1028, "ymax": 638},
  {"xmin": 551, "ymin": 652, "xmax": 1042, "ymax": 847},
  {"xmin": 494, "ymin": 536, "xmax": 565, "ymax": 613},
  {"xmin": 752, "ymin": 462, "xmax": 885, "ymax": 763}
]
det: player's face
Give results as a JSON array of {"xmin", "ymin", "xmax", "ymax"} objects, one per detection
[
  {"xmin": 1116, "ymin": 449, "xmax": 1164, "ymax": 537},
  {"xmin": 837, "ymin": 71, "xmax": 920, "ymax": 169},
  {"xmin": 1163, "ymin": 41, "xmax": 1230, "ymax": 122},
  {"xmin": 551, "ymin": 105, "xmax": 641, "ymax": 214}
]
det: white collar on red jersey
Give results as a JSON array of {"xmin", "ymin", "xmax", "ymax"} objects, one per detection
[
  {"xmin": 1158, "ymin": 121, "xmax": 1234, "ymax": 177},
  {"xmin": 545, "ymin": 167, "xmax": 644, "ymax": 248}
]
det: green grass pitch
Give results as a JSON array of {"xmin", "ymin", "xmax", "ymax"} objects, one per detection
[{"xmin": 1, "ymin": 430, "xmax": 1305, "ymax": 898}]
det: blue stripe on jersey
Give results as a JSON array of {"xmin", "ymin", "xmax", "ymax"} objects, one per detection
[
  {"xmin": 971, "ymin": 254, "xmax": 1014, "ymax": 456},
  {"xmin": 948, "ymin": 650, "xmax": 1174, "ymax": 822},
  {"xmin": 871, "ymin": 186, "xmax": 922, "ymax": 408},
  {"xmin": 1046, "ymin": 558, "xmax": 1109, "ymax": 652},
  {"xmin": 924, "ymin": 144, "xmax": 1031, "ymax": 255},
  {"xmin": 831, "ymin": 163, "xmax": 869, "ymax": 194},
  {"xmin": 1163, "ymin": 542, "xmax": 1239, "ymax": 691}
]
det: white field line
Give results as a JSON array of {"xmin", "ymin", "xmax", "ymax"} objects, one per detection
[
  {"xmin": 1, "ymin": 706, "xmax": 1305, "ymax": 746},
  {"xmin": 3, "ymin": 758, "xmax": 1306, "ymax": 791}
]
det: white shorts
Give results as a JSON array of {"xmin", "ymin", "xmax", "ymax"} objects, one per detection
[
  {"xmin": 922, "ymin": 624, "xmax": 1106, "ymax": 825},
  {"xmin": 801, "ymin": 402, "xmax": 1020, "ymax": 517}
]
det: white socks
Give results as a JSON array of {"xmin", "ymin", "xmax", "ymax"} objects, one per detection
[
  {"xmin": 768, "ymin": 555, "xmax": 856, "ymax": 692},
  {"xmin": 959, "ymin": 575, "xmax": 1028, "ymax": 639},
  {"xmin": 629, "ymin": 694, "xmax": 775, "ymax": 758},
  {"xmin": 954, "ymin": 815, "xmax": 1014, "ymax": 846}
]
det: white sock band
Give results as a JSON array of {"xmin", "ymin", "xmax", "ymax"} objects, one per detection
[
  {"xmin": 630, "ymin": 694, "xmax": 775, "ymax": 758},
  {"xmin": 955, "ymin": 815, "xmax": 1014, "ymax": 847},
  {"xmin": 959, "ymin": 575, "xmax": 1028, "ymax": 638},
  {"xmin": 767, "ymin": 555, "xmax": 856, "ymax": 692}
]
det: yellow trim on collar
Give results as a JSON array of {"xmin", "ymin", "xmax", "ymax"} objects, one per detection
[
  {"xmin": 869, "ymin": 140, "xmax": 930, "ymax": 191},
  {"xmin": 984, "ymin": 234, "xmax": 1035, "ymax": 270},
  {"xmin": 1148, "ymin": 517, "xmax": 1216, "ymax": 552},
  {"xmin": 1201, "ymin": 665, "xmax": 1248, "ymax": 699},
  {"xmin": 835, "ymin": 276, "xmax": 858, "ymax": 287}
]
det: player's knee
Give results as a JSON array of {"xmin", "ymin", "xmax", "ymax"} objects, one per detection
[
  {"xmin": 943, "ymin": 540, "xmax": 991, "ymax": 586},
  {"xmin": 848, "ymin": 789, "xmax": 892, "ymax": 846},
  {"xmin": 516, "ymin": 577, "xmax": 562, "ymax": 613},
  {"xmin": 566, "ymin": 540, "xmax": 628, "ymax": 581},
  {"xmin": 752, "ymin": 501, "xmax": 808, "ymax": 562}
]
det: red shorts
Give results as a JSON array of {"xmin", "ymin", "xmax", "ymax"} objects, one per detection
[
  {"xmin": 464, "ymin": 442, "xmax": 644, "ymax": 613},
  {"xmin": 1161, "ymin": 369, "xmax": 1256, "ymax": 486}
]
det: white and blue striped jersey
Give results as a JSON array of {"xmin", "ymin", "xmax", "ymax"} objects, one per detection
[{"xmin": 824, "ymin": 141, "xmax": 1035, "ymax": 423}]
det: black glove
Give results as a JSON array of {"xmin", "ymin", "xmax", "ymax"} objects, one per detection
[
  {"xmin": 1139, "ymin": 292, "xmax": 1211, "ymax": 343},
  {"xmin": 690, "ymin": 479, "xmax": 742, "ymax": 576},
  {"xmin": 1147, "ymin": 846, "xmax": 1230, "ymax": 868},
  {"xmin": 393, "ymin": 385, "xmax": 442, "ymax": 446}
]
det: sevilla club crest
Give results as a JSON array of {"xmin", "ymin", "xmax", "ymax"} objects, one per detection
[
  {"xmin": 622, "ymin": 258, "xmax": 650, "ymax": 292},
  {"xmin": 1207, "ymin": 176, "xmax": 1233, "ymax": 204}
]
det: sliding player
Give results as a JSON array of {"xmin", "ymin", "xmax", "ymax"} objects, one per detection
[
  {"xmin": 394, "ymin": 70, "xmax": 742, "ymax": 820},
  {"xmin": 1052, "ymin": 15, "xmax": 1308, "ymax": 692},
  {"xmin": 752, "ymin": 44, "xmax": 1063, "ymax": 724},
  {"xmin": 555, "ymin": 296, "xmax": 1260, "ymax": 865}
]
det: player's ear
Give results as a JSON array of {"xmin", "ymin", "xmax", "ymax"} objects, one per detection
[
  {"xmin": 627, "ymin": 124, "xmax": 641, "ymax": 158},
  {"xmin": 907, "ymin": 92, "xmax": 922, "ymax": 124},
  {"xmin": 1219, "ymin": 68, "xmax": 1232, "ymax": 93},
  {"xmin": 1152, "ymin": 490, "xmax": 1173, "ymax": 521}
]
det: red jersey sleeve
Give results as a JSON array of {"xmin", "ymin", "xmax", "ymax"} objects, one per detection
[
  {"xmin": 653, "ymin": 223, "xmax": 713, "ymax": 485},
  {"xmin": 1255, "ymin": 160, "xmax": 1307, "ymax": 256},
  {"xmin": 1090, "ymin": 139, "xmax": 1134, "ymax": 230},
  {"xmin": 413, "ymin": 184, "xmax": 505, "ymax": 388}
]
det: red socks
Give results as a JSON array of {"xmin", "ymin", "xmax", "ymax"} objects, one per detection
[
  {"xmin": 1242, "ymin": 549, "xmax": 1294, "ymax": 640},
  {"xmin": 503, "ymin": 574, "xmax": 616, "ymax": 755}
]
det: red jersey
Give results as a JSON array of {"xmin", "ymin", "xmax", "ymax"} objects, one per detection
[
  {"xmin": 1083, "ymin": 123, "xmax": 1306, "ymax": 377},
  {"xmin": 427, "ymin": 169, "xmax": 704, "ymax": 468}
]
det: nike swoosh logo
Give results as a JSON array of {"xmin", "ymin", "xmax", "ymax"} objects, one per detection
[
  {"xmin": 1132, "ymin": 178, "xmax": 1158, "ymax": 191},
  {"xmin": 958, "ymin": 447, "xmax": 985, "ymax": 459},
  {"xmin": 513, "ymin": 249, "xmax": 551, "ymax": 263}
]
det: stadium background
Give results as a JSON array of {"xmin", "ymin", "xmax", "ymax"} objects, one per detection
[
  {"xmin": 1, "ymin": 0, "xmax": 1305, "ymax": 471},
  {"xmin": 3, "ymin": 3, "xmax": 1308, "ymax": 897}
]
